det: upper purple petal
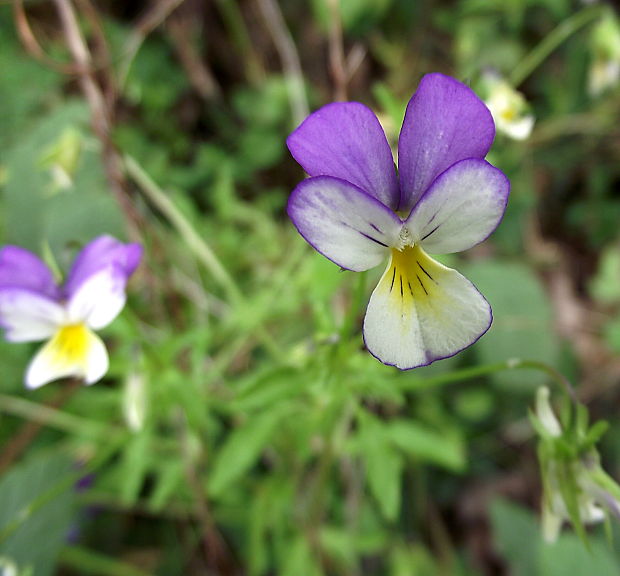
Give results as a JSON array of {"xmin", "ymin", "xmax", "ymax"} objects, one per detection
[
  {"xmin": 0, "ymin": 246, "xmax": 60, "ymax": 300},
  {"xmin": 64, "ymin": 236, "xmax": 142, "ymax": 300},
  {"xmin": 397, "ymin": 73, "xmax": 495, "ymax": 214},
  {"xmin": 287, "ymin": 102, "xmax": 400, "ymax": 210}
]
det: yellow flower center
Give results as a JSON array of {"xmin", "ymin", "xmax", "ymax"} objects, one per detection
[
  {"xmin": 388, "ymin": 245, "xmax": 439, "ymax": 304},
  {"xmin": 50, "ymin": 323, "xmax": 90, "ymax": 365}
]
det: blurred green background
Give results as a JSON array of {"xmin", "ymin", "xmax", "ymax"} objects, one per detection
[{"xmin": 1, "ymin": 0, "xmax": 620, "ymax": 574}]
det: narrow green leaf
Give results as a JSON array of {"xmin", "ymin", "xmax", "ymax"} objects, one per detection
[
  {"xmin": 207, "ymin": 413, "xmax": 280, "ymax": 498},
  {"xmin": 384, "ymin": 420, "xmax": 466, "ymax": 472}
]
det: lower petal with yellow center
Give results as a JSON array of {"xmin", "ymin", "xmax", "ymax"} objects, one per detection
[
  {"xmin": 363, "ymin": 246, "xmax": 492, "ymax": 369},
  {"xmin": 25, "ymin": 323, "xmax": 109, "ymax": 389}
]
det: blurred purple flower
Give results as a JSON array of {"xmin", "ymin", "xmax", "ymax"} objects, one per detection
[
  {"xmin": 287, "ymin": 73, "xmax": 509, "ymax": 369},
  {"xmin": 0, "ymin": 236, "xmax": 142, "ymax": 388}
]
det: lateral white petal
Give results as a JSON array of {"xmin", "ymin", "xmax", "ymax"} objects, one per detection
[
  {"xmin": 0, "ymin": 288, "xmax": 64, "ymax": 342},
  {"xmin": 67, "ymin": 267, "xmax": 127, "ymax": 329},
  {"xmin": 25, "ymin": 325, "xmax": 109, "ymax": 389},
  {"xmin": 363, "ymin": 247, "xmax": 491, "ymax": 369},
  {"xmin": 288, "ymin": 176, "xmax": 402, "ymax": 271},
  {"xmin": 406, "ymin": 159, "xmax": 509, "ymax": 254}
]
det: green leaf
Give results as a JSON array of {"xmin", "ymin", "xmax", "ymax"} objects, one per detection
[
  {"xmin": 358, "ymin": 413, "xmax": 404, "ymax": 522},
  {"xmin": 490, "ymin": 498, "xmax": 540, "ymax": 576},
  {"xmin": 464, "ymin": 262, "xmax": 559, "ymax": 391},
  {"xmin": 207, "ymin": 413, "xmax": 281, "ymax": 498},
  {"xmin": 0, "ymin": 452, "xmax": 77, "ymax": 576},
  {"xmin": 119, "ymin": 429, "xmax": 152, "ymax": 505},
  {"xmin": 384, "ymin": 420, "xmax": 466, "ymax": 472},
  {"xmin": 589, "ymin": 245, "xmax": 620, "ymax": 304},
  {"xmin": 281, "ymin": 537, "xmax": 322, "ymax": 576},
  {"xmin": 539, "ymin": 535, "xmax": 619, "ymax": 576},
  {"xmin": 149, "ymin": 461, "xmax": 185, "ymax": 512},
  {"xmin": 2, "ymin": 101, "xmax": 125, "ymax": 253}
]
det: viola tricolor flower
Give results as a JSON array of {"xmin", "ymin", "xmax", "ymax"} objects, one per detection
[
  {"xmin": 482, "ymin": 72, "xmax": 535, "ymax": 141},
  {"xmin": 0, "ymin": 236, "xmax": 142, "ymax": 388},
  {"xmin": 533, "ymin": 387, "xmax": 620, "ymax": 543},
  {"xmin": 287, "ymin": 73, "xmax": 509, "ymax": 369}
]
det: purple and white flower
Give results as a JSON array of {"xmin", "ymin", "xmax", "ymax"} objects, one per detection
[
  {"xmin": 287, "ymin": 73, "xmax": 510, "ymax": 369},
  {"xmin": 0, "ymin": 236, "xmax": 142, "ymax": 388}
]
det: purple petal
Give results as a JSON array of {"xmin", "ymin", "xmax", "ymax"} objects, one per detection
[
  {"xmin": 0, "ymin": 246, "xmax": 60, "ymax": 299},
  {"xmin": 64, "ymin": 236, "xmax": 142, "ymax": 300},
  {"xmin": 67, "ymin": 266, "xmax": 130, "ymax": 329},
  {"xmin": 287, "ymin": 102, "xmax": 399, "ymax": 210},
  {"xmin": 288, "ymin": 176, "xmax": 402, "ymax": 272},
  {"xmin": 398, "ymin": 73, "xmax": 495, "ymax": 213}
]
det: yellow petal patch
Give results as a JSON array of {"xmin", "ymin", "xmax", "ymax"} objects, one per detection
[
  {"xmin": 363, "ymin": 245, "xmax": 491, "ymax": 369},
  {"xmin": 25, "ymin": 323, "xmax": 109, "ymax": 388},
  {"xmin": 50, "ymin": 323, "xmax": 91, "ymax": 366},
  {"xmin": 384, "ymin": 245, "xmax": 443, "ymax": 309}
]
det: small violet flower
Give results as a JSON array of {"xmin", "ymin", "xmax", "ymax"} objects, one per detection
[
  {"xmin": 482, "ymin": 72, "xmax": 535, "ymax": 141},
  {"xmin": 0, "ymin": 236, "xmax": 142, "ymax": 389},
  {"xmin": 534, "ymin": 387, "xmax": 620, "ymax": 543},
  {"xmin": 588, "ymin": 12, "xmax": 620, "ymax": 97},
  {"xmin": 287, "ymin": 73, "xmax": 509, "ymax": 369}
]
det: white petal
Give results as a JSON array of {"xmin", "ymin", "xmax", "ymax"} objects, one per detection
[
  {"xmin": 288, "ymin": 176, "xmax": 402, "ymax": 271},
  {"xmin": 0, "ymin": 288, "xmax": 64, "ymax": 342},
  {"xmin": 363, "ymin": 246, "xmax": 491, "ymax": 369},
  {"xmin": 67, "ymin": 268, "xmax": 127, "ymax": 329},
  {"xmin": 498, "ymin": 115, "xmax": 535, "ymax": 140},
  {"xmin": 405, "ymin": 159, "xmax": 509, "ymax": 254},
  {"xmin": 535, "ymin": 387, "xmax": 562, "ymax": 437},
  {"xmin": 542, "ymin": 501, "xmax": 563, "ymax": 543},
  {"xmin": 25, "ymin": 324, "xmax": 109, "ymax": 389}
]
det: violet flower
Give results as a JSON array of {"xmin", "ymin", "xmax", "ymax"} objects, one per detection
[
  {"xmin": 0, "ymin": 236, "xmax": 142, "ymax": 388},
  {"xmin": 287, "ymin": 73, "xmax": 509, "ymax": 369}
]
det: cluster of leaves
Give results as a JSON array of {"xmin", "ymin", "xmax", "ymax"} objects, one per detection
[{"xmin": 0, "ymin": 0, "xmax": 619, "ymax": 575}]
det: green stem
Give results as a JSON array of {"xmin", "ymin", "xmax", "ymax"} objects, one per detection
[
  {"xmin": 510, "ymin": 4, "xmax": 605, "ymax": 86},
  {"xmin": 59, "ymin": 546, "xmax": 153, "ymax": 576},
  {"xmin": 124, "ymin": 155, "xmax": 241, "ymax": 303},
  {"xmin": 0, "ymin": 394, "xmax": 108, "ymax": 439},
  {"xmin": 400, "ymin": 358, "xmax": 576, "ymax": 400},
  {"xmin": 124, "ymin": 155, "xmax": 282, "ymax": 361}
]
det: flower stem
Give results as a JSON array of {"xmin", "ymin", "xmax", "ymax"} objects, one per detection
[
  {"xmin": 59, "ymin": 546, "xmax": 152, "ymax": 576},
  {"xmin": 124, "ymin": 155, "xmax": 241, "ymax": 303},
  {"xmin": 510, "ymin": 4, "xmax": 605, "ymax": 87},
  {"xmin": 400, "ymin": 358, "xmax": 576, "ymax": 400}
]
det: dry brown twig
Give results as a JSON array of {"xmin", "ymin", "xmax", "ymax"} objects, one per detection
[
  {"xmin": 51, "ymin": 0, "xmax": 143, "ymax": 243},
  {"xmin": 118, "ymin": 0, "xmax": 186, "ymax": 85},
  {"xmin": 167, "ymin": 11, "xmax": 222, "ymax": 100},
  {"xmin": 255, "ymin": 0, "xmax": 309, "ymax": 125},
  {"xmin": 327, "ymin": 0, "xmax": 347, "ymax": 101}
]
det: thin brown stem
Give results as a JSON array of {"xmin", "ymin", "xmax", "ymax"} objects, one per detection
[
  {"xmin": 179, "ymin": 413, "xmax": 237, "ymax": 575},
  {"xmin": 327, "ymin": 0, "xmax": 347, "ymax": 101},
  {"xmin": 167, "ymin": 13, "xmax": 222, "ymax": 100},
  {"xmin": 255, "ymin": 0, "xmax": 308, "ymax": 124},
  {"xmin": 119, "ymin": 0, "xmax": 186, "ymax": 86},
  {"xmin": 13, "ymin": 0, "xmax": 82, "ymax": 74},
  {"xmin": 52, "ymin": 0, "xmax": 143, "ymax": 243}
]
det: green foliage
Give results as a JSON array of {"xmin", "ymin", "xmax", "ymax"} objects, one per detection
[
  {"xmin": 0, "ymin": 0, "xmax": 619, "ymax": 573},
  {"xmin": 465, "ymin": 261, "xmax": 559, "ymax": 391},
  {"xmin": 0, "ymin": 452, "xmax": 77, "ymax": 576},
  {"xmin": 491, "ymin": 499, "xmax": 620, "ymax": 576}
]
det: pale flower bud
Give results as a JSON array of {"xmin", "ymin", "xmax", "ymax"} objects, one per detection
[{"xmin": 123, "ymin": 370, "xmax": 147, "ymax": 432}]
